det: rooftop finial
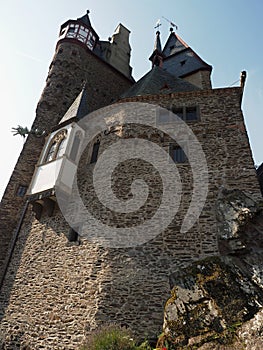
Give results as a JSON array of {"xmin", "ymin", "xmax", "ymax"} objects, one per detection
[{"xmin": 87, "ymin": 10, "xmax": 90, "ymax": 15}]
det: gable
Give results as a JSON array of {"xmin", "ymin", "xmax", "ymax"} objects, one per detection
[
  {"xmin": 163, "ymin": 48, "xmax": 211, "ymax": 78},
  {"xmin": 162, "ymin": 32, "xmax": 212, "ymax": 79},
  {"xmin": 162, "ymin": 33, "xmax": 188, "ymax": 57}
]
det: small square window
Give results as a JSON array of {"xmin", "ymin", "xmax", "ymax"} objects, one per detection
[
  {"xmin": 16, "ymin": 185, "xmax": 27, "ymax": 197},
  {"xmin": 185, "ymin": 107, "xmax": 198, "ymax": 121},
  {"xmin": 171, "ymin": 106, "xmax": 199, "ymax": 122},
  {"xmin": 172, "ymin": 107, "xmax": 184, "ymax": 119}
]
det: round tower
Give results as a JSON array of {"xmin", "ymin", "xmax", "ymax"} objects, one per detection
[{"xmin": 35, "ymin": 10, "xmax": 133, "ymax": 133}]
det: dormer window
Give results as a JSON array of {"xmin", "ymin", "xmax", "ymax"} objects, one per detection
[{"xmin": 44, "ymin": 129, "xmax": 68, "ymax": 163}]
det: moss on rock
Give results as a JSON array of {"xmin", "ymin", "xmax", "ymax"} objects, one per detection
[{"xmin": 161, "ymin": 256, "xmax": 263, "ymax": 349}]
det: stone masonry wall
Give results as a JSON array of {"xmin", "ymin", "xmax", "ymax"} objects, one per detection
[
  {"xmin": 0, "ymin": 87, "xmax": 261, "ymax": 349},
  {"xmin": 183, "ymin": 70, "xmax": 212, "ymax": 90},
  {"xmin": 0, "ymin": 40, "xmax": 133, "ymax": 283}
]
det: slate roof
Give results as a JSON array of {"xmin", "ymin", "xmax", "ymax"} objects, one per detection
[
  {"xmin": 121, "ymin": 66, "xmax": 200, "ymax": 98},
  {"xmin": 59, "ymin": 86, "xmax": 89, "ymax": 124},
  {"xmin": 162, "ymin": 32, "xmax": 212, "ymax": 78},
  {"xmin": 77, "ymin": 10, "xmax": 92, "ymax": 28}
]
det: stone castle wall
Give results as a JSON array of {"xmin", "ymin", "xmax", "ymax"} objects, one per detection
[
  {"xmin": 0, "ymin": 40, "xmax": 133, "ymax": 283},
  {"xmin": 0, "ymin": 87, "xmax": 260, "ymax": 349}
]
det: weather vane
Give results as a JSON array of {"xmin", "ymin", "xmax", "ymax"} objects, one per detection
[
  {"xmin": 162, "ymin": 16, "xmax": 178, "ymax": 30},
  {"xmin": 154, "ymin": 19, "xmax": 162, "ymax": 29}
]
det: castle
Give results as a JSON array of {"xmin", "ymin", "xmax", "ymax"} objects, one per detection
[{"xmin": 0, "ymin": 10, "xmax": 261, "ymax": 349}]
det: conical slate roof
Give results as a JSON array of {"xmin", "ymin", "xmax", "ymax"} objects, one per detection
[
  {"xmin": 121, "ymin": 66, "xmax": 200, "ymax": 98},
  {"xmin": 149, "ymin": 31, "xmax": 165, "ymax": 65},
  {"xmin": 77, "ymin": 10, "xmax": 92, "ymax": 28},
  {"xmin": 59, "ymin": 86, "xmax": 89, "ymax": 124}
]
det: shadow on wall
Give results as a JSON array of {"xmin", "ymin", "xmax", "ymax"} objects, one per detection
[{"xmin": 256, "ymin": 163, "xmax": 263, "ymax": 196}]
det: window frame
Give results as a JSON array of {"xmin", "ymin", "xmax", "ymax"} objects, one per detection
[
  {"xmin": 44, "ymin": 129, "xmax": 68, "ymax": 164},
  {"xmin": 16, "ymin": 185, "xmax": 28, "ymax": 197},
  {"xmin": 171, "ymin": 105, "xmax": 200, "ymax": 122}
]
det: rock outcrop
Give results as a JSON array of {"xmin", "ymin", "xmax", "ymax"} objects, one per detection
[{"xmin": 159, "ymin": 191, "xmax": 263, "ymax": 349}]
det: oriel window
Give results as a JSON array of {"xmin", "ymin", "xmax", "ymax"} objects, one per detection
[{"xmin": 44, "ymin": 130, "xmax": 67, "ymax": 163}]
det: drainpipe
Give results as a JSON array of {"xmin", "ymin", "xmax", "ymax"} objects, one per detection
[{"xmin": 0, "ymin": 200, "xmax": 29, "ymax": 292}]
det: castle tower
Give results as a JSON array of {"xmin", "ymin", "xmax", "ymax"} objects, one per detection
[
  {"xmin": 0, "ymin": 11, "xmax": 133, "ymax": 283},
  {"xmin": 0, "ymin": 11, "xmax": 261, "ymax": 349}
]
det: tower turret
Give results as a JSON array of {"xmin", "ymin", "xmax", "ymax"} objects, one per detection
[
  {"xmin": 149, "ymin": 31, "xmax": 165, "ymax": 67},
  {"xmin": 58, "ymin": 10, "xmax": 99, "ymax": 51}
]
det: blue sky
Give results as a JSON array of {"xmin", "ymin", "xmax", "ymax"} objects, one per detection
[{"xmin": 0, "ymin": 0, "xmax": 262, "ymax": 199}]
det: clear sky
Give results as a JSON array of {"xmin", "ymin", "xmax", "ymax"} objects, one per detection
[{"xmin": 0, "ymin": 0, "xmax": 262, "ymax": 200}]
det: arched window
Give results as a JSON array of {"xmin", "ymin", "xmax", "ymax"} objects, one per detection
[
  {"xmin": 56, "ymin": 137, "xmax": 67, "ymax": 158},
  {"xmin": 45, "ymin": 142, "xmax": 56, "ymax": 162},
  {"xmin": 44, "ymin": 129, "xmax": 67, "ymax": 163}
]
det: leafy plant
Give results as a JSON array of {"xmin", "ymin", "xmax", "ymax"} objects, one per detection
[{"xmin": 80, "ymin": 323, "xmax": 153, "ymax": 350}]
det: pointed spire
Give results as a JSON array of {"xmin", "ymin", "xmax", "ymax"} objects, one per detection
[
  {"xmin": 77, "ymin": 10, "xmax": 92, "ymax": 28},
  {"xmin": 59, "ymin": 84, "xmax": 89, "ymax": 124},
  {"xmin": 154, "ymin": 30, "xmax": 162, "ymax": 53},
  {"xmin": 149, "ymin": 31, "xmax": 165, "ymax": 68}
]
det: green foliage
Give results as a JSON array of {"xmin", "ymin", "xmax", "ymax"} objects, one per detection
[{"xmin": 80, "ymin": 324, "xmax": 153, "ymax": 350}]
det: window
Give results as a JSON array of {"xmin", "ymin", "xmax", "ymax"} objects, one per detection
[
  {"xmin": 87, "ymin": 32, "xmax": 96, "ymax": 50},
  {"xmin": 45, "ymin": 142, "xmax": 56, "ymax": 162},
  {"xmin": 185, "ymin": 107, "xmax": 198, "ymax": 121},
  {"xmin": 16, "ymin": 185, "xmax": 27, "ymax": 197},
  {"xmin": 90, "ymin": 141, "xmax": 100, "ymax": 163},
  {"xmin": 171, "ymin": 106, "xmax": 199, "ymax": 121},
  {"xmin": 170, "ymin": 145, "xmax": 188, "ymax": 163},
  {"xmin": 172, "ymin": 107, "xmax": 184, "ymax": 120},
  {"xmin": 64, "ymin": 23, "xmax": 96, "ymax": 50},
  {"xmin": 56, "ymin": 138, "xmax": 67, "ymax": 158},
  {"xmin": 44, "ymin": 129, "xmax": 67, "ymax": 163}
]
